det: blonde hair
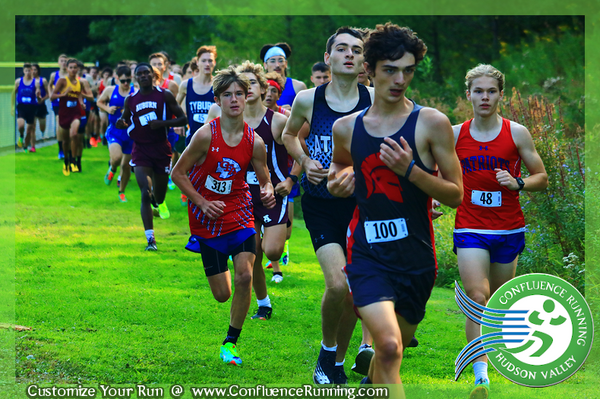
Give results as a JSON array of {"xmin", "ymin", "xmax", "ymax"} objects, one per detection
[
  {"xmin": 465, "ymin": 64, "xmax": 505, "ymax": 92},
  {"xmin": 264, "ymin": 71, "xmax": 286, "ymax": 94},
  {"xmin": 235, "ymin": 61, "xmax": 268, "ymax": 100},
  {"xmin": 212, "ymin": 66, "xmax": 250, "ymax": 99}
]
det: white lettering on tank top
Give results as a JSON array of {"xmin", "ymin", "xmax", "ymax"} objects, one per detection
[{"xmin": 136, "ymin": 101, "xmax": 157, "ymax": 112}]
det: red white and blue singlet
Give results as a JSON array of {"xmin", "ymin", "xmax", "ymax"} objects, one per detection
[
  {"xmin": 454, "ymin": 118, "xmax": 525, "ymax": 234},
  {"xmin": 347, "ymin": 103, "xmax": 437, "ymax": 274},
  {"xmin": 188, "ymin": 117, "xmax": 255, "ymax": 239}
]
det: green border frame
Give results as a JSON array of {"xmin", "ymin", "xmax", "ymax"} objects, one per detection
[{"xmin": 2, "ymin": 2, "xmax": 598, "ymax": 398}]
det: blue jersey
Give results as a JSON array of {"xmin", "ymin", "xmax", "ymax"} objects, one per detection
[
  {"xmin": 51, "ymin": 71, "xmax": 61, "ymax": 107},
  {"xmin": 185, "ymin": 79, "xmax": 214, "ymax": 134},
  {"xmin": 301, "ymin": 82, "xmax": 371, "ymax": 199},
  {"xmin": 277, "ymin": 77, "xmax": 296, "ymax": 107},
  {"xmin": 108, "ymin": 86, "xmax": 134, "ymax": 126},
  {"xmin": 17, "ymin": 78, "xmax": 37, "ymax": 105},
  {"xmin": 347, "ymin": 103, "xmax": 437, "ymax": 274},
  {"xmin": 38, "ymin": 78, "xmax": 46, "ymax": 99}
]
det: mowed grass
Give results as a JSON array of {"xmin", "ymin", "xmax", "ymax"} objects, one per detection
[{"xmin": 12, "ymin": 144, "xmax": 592, "ymax": 397}]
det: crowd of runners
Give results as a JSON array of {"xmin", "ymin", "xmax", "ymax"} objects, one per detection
[{"xmin": 14, "ymin": 22, "xmax": 548, "ymax": 399}]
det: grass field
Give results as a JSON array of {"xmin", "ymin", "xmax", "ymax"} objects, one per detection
[{"xmin": 9, "ymin": 144, "xmax": 596, "ymax": 398}]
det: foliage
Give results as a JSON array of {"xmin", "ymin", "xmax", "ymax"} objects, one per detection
[{"xmin": 499, "ymin": 89, "xmax": 585, "ymax": 291}]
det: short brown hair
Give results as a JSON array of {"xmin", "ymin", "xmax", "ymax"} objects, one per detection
[
  {"xmin": 196, "ymin": 45, "xmax": 217, "ymax": 59},
  {"xmin": 465, "ymin": 64, "xmax": 505, "ymax": 92},
  {"xmin": 148, "ymin": 52, "xmax": 168, "ymax": 64},
  {"xmin": 236, "ymin": 61, "xmax": 267, "ymax": 100},
  {"xmin": 212, "ymin": 66, "xmax": 250, "ymax": 99},
  {"xmin": 364, "ymin": 22, "xmax": 427, "ymax": 74}
]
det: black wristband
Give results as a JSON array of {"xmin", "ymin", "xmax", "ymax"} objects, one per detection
[{"xmin": 289, "ymin": 174, "xmax": 298, "ymax": 184}]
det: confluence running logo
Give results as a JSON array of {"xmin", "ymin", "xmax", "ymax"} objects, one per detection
[{"xmin": 454, "ymin": 273, "xmax": 593, "ymax": 387}]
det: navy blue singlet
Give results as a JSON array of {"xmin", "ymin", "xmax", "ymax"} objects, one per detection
[
  {"xmin": 347, "ymin": 102, "xmax": 437, "ymax": 274},
  {"xmin": 301, "ymin": 82, "xmax": 371, "ymax": 199},
  {"xmin": 186, "ymin": 79, "xmax": 215, "ymax": 134},
  {"xmin": 17, "ymin": 78, "xmax": 37, "ymax": 105}
]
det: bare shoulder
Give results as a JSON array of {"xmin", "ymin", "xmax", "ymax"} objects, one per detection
[
  {"xmin": 294, "ymin": 87, "xmax": 316, "ymax": 105},
  {"xmin": 452, "ymin": 122, "xmax": 464, "ymax": 143},
  {"xmin": 272, "ymin": 111, "xmax": 288, "ymax": 125},
  {"xmin": 418, "ymin": 106, "xmax": 452, "ymax": 130},
  {"xmin": 292, "ymin": 78, "xmax": 307, "ymax": 92},
  {"xmin": 509, "ymin": 120, "xmax": 534, "ymax": 146},
  {"xmin": 333, "ymin": 111, "xmax": 360, "ymax": 132},
  {"xmin": 366, "ymin": 86, "xmax": 375, "ymax": 101},
  {"xmin": 190, "ymin": 123, "xmax": 212, "ymax": 148}
]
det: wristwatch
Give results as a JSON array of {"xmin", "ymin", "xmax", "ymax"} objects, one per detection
[
  {"xmin": 289, "ymin": 174, "xmax": 299, "ymax": 184},
  {"xmin": 515, "ymin": 177, "xmax": 525, "ymax": 191}
]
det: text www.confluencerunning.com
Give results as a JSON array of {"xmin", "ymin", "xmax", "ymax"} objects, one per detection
[{"xmin": 25, "ymin": 384, "xmax": 389, "ymax": 399}]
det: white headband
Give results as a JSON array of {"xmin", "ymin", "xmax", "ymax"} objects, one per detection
[{"xmin": 264, "ymin": 47, "xmax": 287, "ymax": 63}]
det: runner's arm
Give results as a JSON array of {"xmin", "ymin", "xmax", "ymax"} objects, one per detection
[
  {"xmin": 149, "ymin": 90, "xmax": 187, "ymax": 129},
  {"xmin": 171, "ymin": 126, "xmax": 225, "ymax": 219},
  {"xmin": 251, "ymin": 134, "xmax": 276, "ymax": 209},
  {"xmin": 327, "ymin": 115, "xmax": 355, "ymax": 198},
  {"xmin": 115, "ymin": 96, "xmax": 131, "ymax": 129},
  {"xmin": 96, "ymin": 86, "xmax": 115, "ymax": 114},
  {"xmin": 80, "ymin": 79, "xmax": 94, "ymax": 101}
]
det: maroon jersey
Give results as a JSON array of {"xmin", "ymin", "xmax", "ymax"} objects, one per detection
[
  {"xmin": 127, "ymin": 86, "xmax": 172, "ymax": 159},
  {"xmin": 246, "ymin": 108, "xmax": 288, "ymax": 192}
]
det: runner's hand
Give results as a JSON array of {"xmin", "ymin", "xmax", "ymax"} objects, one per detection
[
  {"xmin": 430, "ymin": 200, "xmax": 443, "ymax": 220},
  {"xmin": 494, "ymin": 168, "xmax": 519, "ymax": 190},
  {"xmin": 274, "ymin": 178, "xmax": 294, "ymax": 197},
  {"xmin": 327, "ymin": 169, "xmax": 355, "ymax": 198},
  {"xmin": 200, "ymin": 199, "xmax": 225, "ymax": 220},
  {"xmin": 303, "ymin": 158, "xmax": 328, "ymax": 185},
  {"xmin": 260, "ymin": 189, "xmax": 276, "ymax": 209},
  {"xmin": 380, "ymin": 136, "xmax": 413, "ymax": 177},
  {"xmin": 107, "ymin": 105, "xmax": 117, "ymax": 115},
  {"xmin": 115, "ymin": 118, "xmax": 129, "ymax": 129},
  {"xmin": 148, "ymin": 120, "xmax": 163, "ymax": 129}
]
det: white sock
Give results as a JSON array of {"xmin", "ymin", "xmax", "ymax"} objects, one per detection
[
  {"xmin": 473, "ymin": 361, "xmax": 488, "ymax": 382},
  {"xmin": 257, "ymin": 296, "xmax": 271, "ymax": 308},
  {"xmin": 358, "ymin": 344, "xmax": 372, "ymax": 352},
  {"xmin": 145, "ymin": 230, "xmax": 154, "ymax": 241},
  {"xmin": 335, "ymin": 360, "xmax": 345, "ymax": 367},
  {"xmin": 322, "ymin": 342, "xmax": 337, "ymax": 352}
]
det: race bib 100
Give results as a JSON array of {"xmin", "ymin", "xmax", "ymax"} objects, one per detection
[
  {"xmin": 206, "ymin": 174, "xmax": 232, "ymax": 195},
  {"xmin": 471, "ymin": 190, "xmax": 502, "ymax": 207},
  {"xmin": 364, "ymin": 218, "xmax": 408, "ymax": 244},
  {"xmin": 139, "ymin": 111, "xmax": 158, "ymax": 126}
]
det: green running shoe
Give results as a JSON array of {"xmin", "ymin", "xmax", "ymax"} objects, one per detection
[
  {"xmin": 158, "ymin": 202, "xmax": 170, "ymax": 219},
  {"xmin": 220, "ymin": 342, "xmax": 242, "ymax": 365},
  {"xmin": 469, "ymin": 378, "xmax": 489, "ymax": 399}
]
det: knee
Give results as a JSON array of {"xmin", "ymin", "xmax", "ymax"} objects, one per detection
[
  {"xmin": 325, "ymin": 279, "xmax": 348, "ymax": 301},
  {"xmin": 234, "ymin": 269, "xmax": 252, "ymax": 289},
  {"xmin": 264, "ymin": 244, "xmax": 284, "ymax": 261},
  {"xmin": 466, "ymin": 289, "xmax": 488, "ymax": 306},
  {"xmin": 375, "ymin": 337, "xmax": 403, "ymax": 364},
  {"xmin": 213, "ymin": 288, "xmax": 231, "ymax": 303}
]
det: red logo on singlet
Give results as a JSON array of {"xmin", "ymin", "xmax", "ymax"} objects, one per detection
[{"xmin": 361, "ymin": 153, "xmax": 403, "ymax": 203}]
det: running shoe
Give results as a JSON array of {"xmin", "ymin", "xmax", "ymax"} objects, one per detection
[
  {"xmin": 152, "ymin": 206, "xmax": 160, "ymax": 218},
  {"xmin": 168, "ymin": 177, "xmax": 176, "ymax": 190},
  {"xmin": 265, "ymin": 261, "xmax": 273, "ymax": 269},
  {"xmin": 280, "ymin": 253, "xmax": 289, "ymax": 266},
  {"xmin": 220, "ymin": 342, "xmax": 242, "ymax": 366},
  {"xmin": 23, "ymin": 147, "xmax": 28, "ymax": 153},
  {"xmin": 105, "ymin": 167, "xmax": 114, "ymax": 185},
  {"xmin": 58, "ymin": 150, "xmax": 64, "ymax": 160},
  {"xmin": 118, "ymin": 193, "xmax": 127, "ymax": 203},
  {"xmin": 17, "ymin": 137, "xmax": 23, "ymax": 148},
  {"xmin": 145, "ymin": 237, "xmax": 157, "ymax": 251},
  {"xmin": 271, "ymin": 274, "xmax": 283, "ymax": 283},
  {"xmin": 29, "ymin": 147, "xmax": 36, "ymax": 153},
  {"xmin": 71, "ymin": 163, "xmax": 79, "ymax": 173},
  {"xmin": 407, "ymin": 336, "xmax": 419, "ymax": 348},
  {"xmin": 281, "ymin": 240, "xmax": 289, "ymax": 265},
  {"xmin": 62, "ymin": 164, "xmax": 70, "ymax": 176},
  {"xmin": 334, "ymin": 365, "xmax": 348, "ymax": 385},
  {"xmin": 90, "ymin": 137, "xmax": 98, "ymax": 147},
  {"xmin": 181, "ymin": 194, "xmax": 188, "ymax": 206},
  {"xmin": 470, "ymin": 378, "xmax": 489, "ymax": 399},
  {"xmin": 158, "ymin": 202, "xmax": 170, "ymax": 219},
  {"xmin": 313, "ymin": 347, "xmax": 337, "ymax": 385},
  {"xmin": 351, "ymin": 344, "xmax": 375, "ymax": 375},
  {"xmin": 251, "ymin": 306, "xmax": 273, "ymax": 320}
]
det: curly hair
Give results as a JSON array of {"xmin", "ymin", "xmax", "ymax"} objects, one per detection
[
  {"xmin": 364, "ymin": 22, "xmax": 427, "ymax": 74},
  {"xmin": 236, "ymin": 61, "xmax": 267, "ymax": 100}
]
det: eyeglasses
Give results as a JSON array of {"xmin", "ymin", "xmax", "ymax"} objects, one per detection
[{"xmin": 120, "ymin": 79, "xmax": 132, "ymax": 84}]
